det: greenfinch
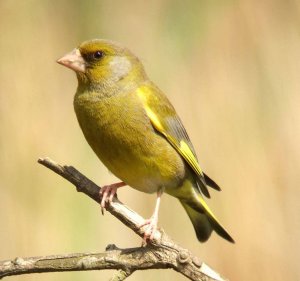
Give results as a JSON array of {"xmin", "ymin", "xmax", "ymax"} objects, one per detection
[{"xmin": 57, "ymin": 39, "xmax": 234, "ymax": 243}]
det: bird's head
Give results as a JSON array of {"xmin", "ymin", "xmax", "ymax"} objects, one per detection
[{"xmin": 57, "ymin": 39, "xmax": 147, "ymax": 89}]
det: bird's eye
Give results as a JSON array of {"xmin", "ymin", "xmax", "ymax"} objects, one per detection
[{"xmin": 93, "ymin": 51, "xmax": 103, "ymax": 59}]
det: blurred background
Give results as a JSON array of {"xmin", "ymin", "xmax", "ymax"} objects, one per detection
[{"xmin": 1, "ymin": 1, "xmax": 300, "ymax": 280}]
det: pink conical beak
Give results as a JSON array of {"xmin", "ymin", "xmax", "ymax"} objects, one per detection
[{"xmin": 57, "ymin": 48, "xmax": 86, "ymax": 73}]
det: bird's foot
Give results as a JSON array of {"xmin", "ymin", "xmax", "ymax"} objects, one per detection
[
  {"xmin": 139, "ymin": 216, "xmax": 159, "ymax": 243},
  {"xmin": 99, "ymin": 182, "xmax": 125, "ymax": 214}
]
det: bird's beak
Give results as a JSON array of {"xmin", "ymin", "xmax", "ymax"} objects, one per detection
[{"xmin": 57, "ymin": 48, "xmax": 86, "ymax": 73}]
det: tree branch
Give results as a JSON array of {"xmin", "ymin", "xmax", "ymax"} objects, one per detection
[{"xmin": 0, "ymin": 157, "xmax": 228, "ymax": 281}]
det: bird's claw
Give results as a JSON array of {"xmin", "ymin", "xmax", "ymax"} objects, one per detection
[
  {"xmin": 99, "ymin": 184, "xmax": 118, "ymax": 214},
  {"xmin": 139, "ymin": 216, "xmax": 158, "ymax": 244}
]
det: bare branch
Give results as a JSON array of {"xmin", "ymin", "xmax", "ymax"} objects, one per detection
[{"xmin": 0, "ymin": 158, "xmax": 229, "ymax": 281}]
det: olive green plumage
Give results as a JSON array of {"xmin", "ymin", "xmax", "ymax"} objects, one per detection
[{"xmin": 59, "ymin": 39, "xmax": 234, "ymax": 243}]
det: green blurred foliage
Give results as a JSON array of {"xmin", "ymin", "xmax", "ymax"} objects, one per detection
[{"xmin": 1, "ymin": 1, "xmax": 300, "ymax": 280}]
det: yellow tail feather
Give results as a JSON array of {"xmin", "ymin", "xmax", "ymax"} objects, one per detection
[{"xmin": 180, "ymin": 193, "xmax": 234, "ymax": 243}]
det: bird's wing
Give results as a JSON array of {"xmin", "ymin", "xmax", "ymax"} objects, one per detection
[{"xmin": 137, "ymin": 83, "xmax": 215, "ymax": 197}]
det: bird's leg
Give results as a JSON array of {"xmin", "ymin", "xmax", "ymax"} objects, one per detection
[
  {"xmin": 139, "ymin": 187, "xmax": 164, "ymax": 242},
  {"xmin": 100, "ymin": 181, "xmax": 126, "ymax": 213}
]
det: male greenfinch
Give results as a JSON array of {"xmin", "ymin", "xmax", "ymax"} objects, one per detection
[{"xmin": 57, "ymin": 39, "xmax": 234, "ymax": 243}]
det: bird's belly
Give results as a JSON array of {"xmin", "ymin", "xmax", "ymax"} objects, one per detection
[{"xmin": 94, "ymin": 129, "xmax": 186, "ymax": 194}]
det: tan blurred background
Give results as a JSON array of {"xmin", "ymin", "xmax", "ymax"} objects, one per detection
[{"xmin": 1, "ymin": 1, "xmax": 300, "ymax": 280}]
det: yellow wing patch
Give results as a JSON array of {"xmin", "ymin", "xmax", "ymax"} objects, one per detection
[
  {"xmin": 144, "ymin": 105, "xmax": 165, "ymax": 132},
  {"xmin": 137, "ymin": 88, "xmax": 165, "ymax": 132},
  {"xmin": 162, "ymin": 135, "xmax": 204, "ymax": 178},
  {"xmin": 179, "ymin": 141, "xmax": 204, "ymax": 177}
]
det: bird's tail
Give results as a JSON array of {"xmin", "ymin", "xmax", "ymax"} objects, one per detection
[{"xmin": 180, "ymin": 191, "xmax": 234, "ymax": 243}]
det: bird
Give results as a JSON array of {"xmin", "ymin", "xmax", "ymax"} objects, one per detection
[{"xmin": 57, "ymin": 39, "xmax": 234, "ymax": 243}]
